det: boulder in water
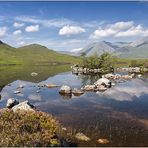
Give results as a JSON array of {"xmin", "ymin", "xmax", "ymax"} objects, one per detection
[
  {"xmin": 97, "ymin": 138, "xmax": 109, "ymax": 144},
  {"xmin": 59, "ymin": 85, "xmax": 72, "ymax": 94},
  {"xmin": 94, "ymin": 78, "xmax": 111, "ymax": 88},
  {"xmin": 75, "ymin": 132, "xmax": 90, "ymax": 141},
  {"xmin": 72, "ymin": 88, "xmax": 84, "ymax": 96}
]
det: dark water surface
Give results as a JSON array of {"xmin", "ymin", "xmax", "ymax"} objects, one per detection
[{"xmin": 0, "ymin": 70, "xmax": 148, "ymax": 146}]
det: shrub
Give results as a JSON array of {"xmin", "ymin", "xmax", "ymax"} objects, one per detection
[
  {"xmin": 0, "ymin": 109, "xmax": 60, "ymax": 147},
  {"xmin": 79, "ymin": 52, "xmax": 114, "ymax": 72}
]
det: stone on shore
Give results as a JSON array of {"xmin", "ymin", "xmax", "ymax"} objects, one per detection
[
  {"xmin": 12, "ymin": 100, "xmax": 35, "ymax": 112},
  {"xmin": 6, "ymin": 98, "xmax": 19, "ymax": 108}
]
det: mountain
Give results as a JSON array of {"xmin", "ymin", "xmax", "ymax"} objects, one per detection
[
  {"xmin": 130, "ymin": 36, "xmax": 148, "ymax": 47},
  {"xmin": 0, "ymin": 41, "xmax": 80, "ymax": 65},
  {"xmin": 76, "ymin": 41, "xmax": 129, "ymax": 57},
  {"xmin": 65, "ymin": 37, "xmax": 148, "ymax": 59},
  {"xmin": 57, "ymin": 50, "xmax": 76, "ymax": 56}
]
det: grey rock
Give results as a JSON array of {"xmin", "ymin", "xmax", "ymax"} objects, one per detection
[
  {"xmin": 12, "ymin": 100, "xmax": 34, "ymax": 112},
  {"xmin": 6, "ymin": 98, "xmax": 19, "ymax": 108}
]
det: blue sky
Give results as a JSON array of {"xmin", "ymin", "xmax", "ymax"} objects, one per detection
[{"xmin": 0, "ymin": 1, "xmax": 148, "ymax": 51}]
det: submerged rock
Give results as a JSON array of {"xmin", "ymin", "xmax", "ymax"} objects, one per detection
[
  {"xmin": 97, "ymin": 138, "xmax": 109, "ymax": 144},
  {"xmin": 18, "ymin": 84, "xmax": 24, "ymax": 88},
  {"xmin": 121, "ymin": 74, "xmax": 133, "ymax": 80},
  {"xmin": 72, "ymin": 88, "xmax": 84, "ymax": 96},
  {"xmin": 6, "ymin": 98, "xmax": 19, "ymax": 108},
  {"xmin": 75, "ymin": 132, "xmax": 90, "ymax": 141},
  {"xmin": 12, "ymin": 100, "xmax": 35, "ymax": 112},
  {"xmin": 45, "ymin": 84, "xmax": 59, "ymax": 88},
  {"xmin": 36, "ymin": 90, "xmax": 40, "ymax": 93},
  {"xmin": 38, "ymin": 84, "xmax": 45, "ymax": 87},
  {"xmin": 14, "ymin": 90, "xmax": 21, "ymax": 94},
  {"xmin": 95, "ymin": 85, "xmax": 107, "ymax": 92},
  {"xmin": 59, "ymin": 85, "xmax": 72, "ymax": 94}
]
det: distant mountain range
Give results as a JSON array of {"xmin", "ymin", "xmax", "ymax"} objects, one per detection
[{"xmin": 60, "ymin": 36, "xmax": 148, "ymax": 59}]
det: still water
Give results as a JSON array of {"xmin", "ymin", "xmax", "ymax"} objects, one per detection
[{"xmin": 0, "ymin": 71, "xmax": 148, "ymax": 146}]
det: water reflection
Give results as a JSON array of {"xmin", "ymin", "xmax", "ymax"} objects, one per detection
[
  {"xmin": 0, "ymin": 71, "xmax": 148, "ymax": 146},
  {"xmin": 97, "ymin": 78, "xmax": 148, "ymax": 101},
  {"xmin": 77, "ymin": 74, "xmax": 101, "ymax": 86}
]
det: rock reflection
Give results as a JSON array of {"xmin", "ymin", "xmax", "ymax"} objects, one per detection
[
  {"xmin": 77, "ymin": 74, "xmax": 101, "ymax": 86},
  {"xmin": 59, "ymin": 93, "xmax": 72, "ymax": 100}
]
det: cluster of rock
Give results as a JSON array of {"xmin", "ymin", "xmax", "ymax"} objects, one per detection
[
  {"xmin": 102, "ymin": 73, "xmax": 135, "ymax": 81},
  {"xmin": 59, "ymin": 72, "xmax": 139, "ymax": 96},
  {"xmin": 71, "ymin": 64, "xmax": 102, "ymax": 74},
  {"xmin": 6, "ymin": 98, "xmax": 35, "ymax": 112},
  {"xmin": 74, "ymin": 132, "xmax": 109, "ymax": 144},
  {"xmin": 59, "ymin": 77, "xmax": 113, "ymax": 97},
  {"xmin": 116, "ymin": 67, "xmax": 141, "ymax": 73},
  {"xmin": 59, "ymin": 85, "xmax": 84, "ymax": 97}
]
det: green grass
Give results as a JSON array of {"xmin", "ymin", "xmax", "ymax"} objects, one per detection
[{"xmin": 0, "ymin": 43, "xmax": 80, "ymax": 65}]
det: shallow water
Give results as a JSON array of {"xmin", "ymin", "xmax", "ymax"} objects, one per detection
[{"xmin": 0, "ymin": 71, "xmax": 148, "ymax": 146}]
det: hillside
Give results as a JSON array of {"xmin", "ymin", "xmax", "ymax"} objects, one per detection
[{"xmin": 0, "ymin": 41, "xmax": 80, "ymax": 65}]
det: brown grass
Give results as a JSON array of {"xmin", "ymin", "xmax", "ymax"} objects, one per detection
[{"xmin": 0, "ymin": 109, "xmax": 60, "ymax": 147}]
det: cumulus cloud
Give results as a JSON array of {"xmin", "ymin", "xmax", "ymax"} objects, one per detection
[
  {"xmin": 25, "ymin": 24, "xmax": 39, "ymax": 32},
  {"xmin": 0, "ymin": 26, "xmax": 7, "ymax": 37},
  {"xmin": 59, "ymin": 25, "xmax": 86, "ymax": 36},
  {"xmin": 13, "ymin": 30, "xmax": 22, "ymax": 35},
  {"xmin": 13, "ymin": 22, "xmax": 24, "ymax": 28},
  {"xmin": 71, "ymin": 47, "xmax": 83, "ymax": 52},
  {"xmin": 90, "ymin": 21, "xmax": 148, "ymax": 39}
]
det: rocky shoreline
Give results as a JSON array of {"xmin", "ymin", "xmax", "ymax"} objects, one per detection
[{"xmin": 71, "ymin": 64, "xmax": 147, "ymax": 75}]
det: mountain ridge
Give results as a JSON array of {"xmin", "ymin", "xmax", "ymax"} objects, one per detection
[{"xmin": 62, "ymin": 36, "xmax": 148, "ymax": 59}]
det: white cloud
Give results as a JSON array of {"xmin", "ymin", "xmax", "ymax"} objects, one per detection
[
  {"xmin": 25, "ymin": 24, "xmax": 39, "ymax": 32},
  {"xmin": 71, "ymin": 47, "xmax": 83, "ymax": 52},
  {"xmin": 115, "ymin": 25, "xmax": 148, "ymax": 37},
  {"xmin": 109, "ymin": 21, "xmax": 134, "ymax": 31},
  {"xmin": 0, "ymin": 26, "xmax": 7, "ymax": 37},
  {"xmin": 90, "ymin": 21, "xmax": 148, "ymax": 39},
  {"xmin": 13, "ymin": 30, "xmax": 22, "ymax": 35},
  {"xmin": 59, "ymin": 25, "xmax": 86, "ymax": 36},
  {"xmin": 15, "ymin": 16, "xmax": 75, "ymax": 28},
  {"xmin": 13, "ymin": 22, "xmax": 24, "ymax": 28}
]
